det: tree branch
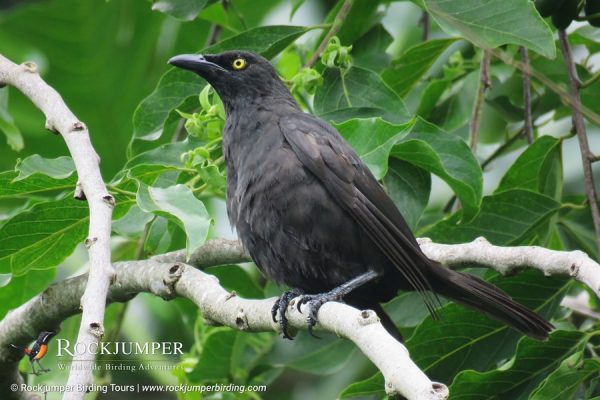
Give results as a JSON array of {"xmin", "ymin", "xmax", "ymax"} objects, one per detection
[
  {"xmin": 558, "ymin": 31, "xmax": 600, "ymax": 257},
  {"xmin": 304, "ymin": 0, "xmax": 354, "ymax": 68},
  {"xmin": 0, "ymin": 54, "xmax": 114, "ymax": 400},
  {"xmin": 519, "ymin": 46, "xmax": 534, "ymax": 144},
  {"xmin": 469, "ymin": 49, "xmax": 491, "ymax": 152},
  {"xmin": 2, "ymin": 237, "xmax": 600, "ymax": 399}
]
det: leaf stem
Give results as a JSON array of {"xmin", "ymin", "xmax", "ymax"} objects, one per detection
[
  {"xmin": 558, "ymin": 30, "xmax": 600, "ymax": 256},
  {"xmin": 520, "ymin": 47, "xmax": 534, "ymax": 144},
  {"xmin": 108, "ymin": 185, "xmax": 136, "ymax": 198},
  {"xmin": 469, "ymin": 49, "xmax": 491, "ymax": 153}
]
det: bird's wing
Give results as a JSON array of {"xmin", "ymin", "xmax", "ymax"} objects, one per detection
[{"xmin": 279, "ymin": 115, "xmax": 440, "ymax": 314}]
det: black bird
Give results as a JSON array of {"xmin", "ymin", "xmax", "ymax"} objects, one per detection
[
  {"xmin": 169, "ymin": 51, "xmax": 553, "ymax": 341},
  {"xmin": 10, "ymin": 331, "xmax": 54, "ymax": 375}
]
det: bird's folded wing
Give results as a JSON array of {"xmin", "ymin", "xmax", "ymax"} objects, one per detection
[{"xmin": 279, "ymin": 116, "xmax": 439, "ymax": 313}]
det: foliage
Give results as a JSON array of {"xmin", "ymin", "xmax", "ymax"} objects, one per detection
[{"xmin": 1, "ymin": 0, "xmax": 600, "ymax": 399}]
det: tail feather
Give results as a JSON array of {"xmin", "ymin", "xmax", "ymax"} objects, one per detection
[{"xmin": 428, "ymin": 265, "xmax": 553, "ymax": 340}]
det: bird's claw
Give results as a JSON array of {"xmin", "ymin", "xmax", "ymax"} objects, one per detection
[
  {"xmin": 297, "ymin": 292, "xmax": 339, "ymax": 338},
  {"xmin": 272, "ymin": 289, "xmax": 303, "ymax": 339}
]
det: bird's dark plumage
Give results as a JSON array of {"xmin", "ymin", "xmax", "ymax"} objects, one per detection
[{"xmin": 169, "ymin": 51, "xmax": 553, "ymax": 340}]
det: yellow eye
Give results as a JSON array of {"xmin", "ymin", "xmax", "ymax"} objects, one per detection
[{"xmin": 232, "ymin": 58, "xmax": 247, "ymax": 70}]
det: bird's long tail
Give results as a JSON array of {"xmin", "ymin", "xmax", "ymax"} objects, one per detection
[{"xmin": 427, "ymin": 263, "xmax": 553, "ymax": 340}]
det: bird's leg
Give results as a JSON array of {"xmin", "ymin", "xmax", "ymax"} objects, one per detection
[
  {"xmin": 297, "ymin": 270, "xmax": 379, "ymax": 337},
  {"xmin": 36, "ymin": 360, "xmax": 50, "ymax": 372},
  {"xmin": 29, "ymin": 361, "xmax": 40, "ymax": 376},
  {"xmin": 271, "ymin": 288, "xmax": 304, "ymax": 339}
]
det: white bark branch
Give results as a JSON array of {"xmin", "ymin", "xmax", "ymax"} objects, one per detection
[
  {"xmin": 0, "ymin": 54, "xmax": 114, "ymax": 400},
  {"xmin": 0, "ymin": 256, "xmax": 448, "ymax": 400},
  {"xmin": 417, "ymin": 236, "xmax": 600, "ymax": 297}
]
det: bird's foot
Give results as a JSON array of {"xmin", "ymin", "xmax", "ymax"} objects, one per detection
[
  {"xmin": 271, "ymin": 288, "xmax": 303, "ymax": 339},
  {"xmin": 296, "ymin": 290, "xmax": 346, "ymax": 338}
]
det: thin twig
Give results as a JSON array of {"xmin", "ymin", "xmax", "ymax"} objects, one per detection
[
  {"xmin": 419, "ymin": 11, "xmax": 430, "ymax": 41},
  {"xmin": 304, "ymin": 0, "xmax": 354, "ymax": 68},
  {"xmin": 491, "ymin": 48, "xmax": 600, "ymax": 126},
  {"xmin": 520, "ymin": 47, "xmax": 534, "ymax": 144},
  {"xmin": 558, "ymin": 30, "xmax": 600, "ymax": 256},
  {"xmin": 0, "ymin": 54, "xmax": 115, "ymax": 400},
  {"xmin": 469, "ymin": 50, "xmax": 491, "ymax": 152}
]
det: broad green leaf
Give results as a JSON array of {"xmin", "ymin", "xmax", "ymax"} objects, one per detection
[
  {"xmin": 427, "ymin": 71, "xmax": 479, "ymax": 132},
  {"xmin": 426, "ymin": 189, "xmax": 560, "ymax": 245},
  {"xmin": 315, "ymin": 66, "xmax": 411, "ymax": 124},
  {"xmin": 423, "ymin": 0, "xmax": 555, "ymax": 58},
  {"xmin": 133, "ymin": 25, "xmax": 311, "ymax": 141},
  {"xmin": 112, "ymin": 205, "xmax": 153, "ymax": 238},
  {"xmin": 407, "ymin": 270, "xmax": 568, "ymax": 383},
  {"xmin": 151, "ymin": 0, "xmax": 208, "ymax": 21},
  {"xmin": 496, "ymin": 136, "xmax": 563, "ymax": 200},
  {"xmin": 0, "ymin": 89, "xmax": 23, "ymax": 152},
  {"xmin": 14, "ymin": 155, "xmax": 75, "ymax": 181},
  {"xmin": 382, "ymin": 38, "xmax": 458, "ymax": 97},
  {"xmin": 391, "ymin": 118, "xmax": 482, "ymax": 221},
  {"xmin": 0, "ymin": 197, "xmax": 88, "ymax": 275},
  {"xmin": 351, "ymin": 24, "xmax": 393, "ymax": 73},
  {"xmin": 188, "ymin": 327, "xmax": 237, "ymax": 382},
  {"xmin": 530, "ymin": 355, "xmax": 600, "ymax": 400},
  {"xmin": 0, "ymin": 171, "xmax": 76, "ymax": 200},
  {"xmin": 144, "ymin": 216, "xmax": 172, "ymax": 256},
  {"xmin": 384, "ymin": 159, "xmax": 431, "ymax": 229},
  {"xmin": 340, "ymin": 371, "xmax": 384, "ymax": 398},
  {"xmin": 334, "ymin": 117, "xmax": 415, "ymax": 179},
  {"xmin": 264, "ymin": 332, "xmax": 357, "ymax": 375},
  {"xmin": 136, "ymin": 184, "xmax": 211, "ymax": 258},
  {"xmin": 449, "ymin": 331, "xmax": 588, "ymax": 400},
  {"xmin": 205, "ymin": 265, "xmax": 263, "ymax": 299},
  {"xmin": 0, "ymin": 195, "xmax": 135, "ymax": 275},
  {"xmin": 0, "ymin": 268, "xmax": 56, "ymax": 319}
]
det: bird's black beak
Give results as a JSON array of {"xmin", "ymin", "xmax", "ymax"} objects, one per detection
[{"xmin": 168, "ymin": 54, "xmax": 225, "ymax": 73}]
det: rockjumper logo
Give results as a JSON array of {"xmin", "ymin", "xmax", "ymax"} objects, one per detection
[{"xmin": 56, "ymin": 339, "xmax": 183, "ymax": 357}]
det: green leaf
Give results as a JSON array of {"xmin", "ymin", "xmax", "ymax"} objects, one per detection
[
  {"xmin": 264, "ymin": 332, "xmax": 357, "ymax": 375},
  {"xmin": 133, "ymin": 25, "xmax": 311, "ymax": 141},
  {"xmin": 0, "ymin": 197, "xmax": 89, "ymax": 275},
  {"xmin": 339, "ymin": 372, "xmax": 384, "ymax": 398},
  {"xmin": 315, "ymin": 66, "xmax": 411, "ymax": 124},
  {"xmin": 0, "ymin": 195, "xmax": 135, "ymax": 275},
  {"xmin": 334, "ymin": 117, "xmax": 414, "ymax": 179},
  {"xmin": 351, "ymin": 24, "xmax": 393, "ymax": 73},
  {"xmin": 136, "ymin": 184, "xmax": 211, "ymax": 258},
  {"xmin": 151, "ymin": 0, "xmax": 208, "ymax": 21},
  {"xmin": 391, "ymin": 118, "xmax": 482, "ymax": 221},
  {"xmin": 426, "ymin": 189, "xmax": 561, "ymax": 245},
  {"xmin": 112, "ymin": 205, "xmax": 153, "ymax": 238},
  {"xmin": 423, "ymin": 0, "xmax": 555, "ymax": 58},
  {"xmin": 0, "ymin": 89, "xmax": 23, "ymax": 152},
  {"xmin": 188, "ymin": 327, "xmax": 237, "ymax": 382},
  {"xmin": 0, "ymin": 171, "xmax": 76, "ymax": 200},
  {"xmin": 382, "ymin": 38, "xmax": 458, "ymax": 97},
  {"xmin": 530, "ymin": 355, "xmax": 600, "ymax": 400},
  {"xmin": 0, "ymin": 268, "xmax": 56, "ymax": 319},
  {"xmin": 205, "ymin": 265, "xmax": 263, "ymax": 299},
  {"xmin": 384, "ymin": 159, "xmax": 431, "ymax": 230},
  {"xmin": 14, "ymin": 155, "xmax": 75, "ymax": 181},
  {"xmin": 408, "ymin": 270, "xmax": 568, "ymax": 383},
  {"xmin": 496, "ymin": 136, "xmax": 563, "ymax": 200},
  {"xmin": 449, "ymin": 331, "xmax": 588, "ymax": 400}
]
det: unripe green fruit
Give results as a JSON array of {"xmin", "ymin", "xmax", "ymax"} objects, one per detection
[
  {"xmin": 551, "ymin": 0, "xmax": 580, "ymax": 30},
  {"xmin": 585, "ymin": 0, "xmax": 600, "ymax": 27},
  {"xmin": 534, "ymin": 0, "xmax": 567, "ymax": 17}
]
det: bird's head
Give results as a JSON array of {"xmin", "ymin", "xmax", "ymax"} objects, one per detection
[
  {"xmin": 37, "ymin": 331, "xmax": 55, "ymax": 343},
  {"xmin": 168, "ymin": 51, "xmax": 295, "ymax": 112}
]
